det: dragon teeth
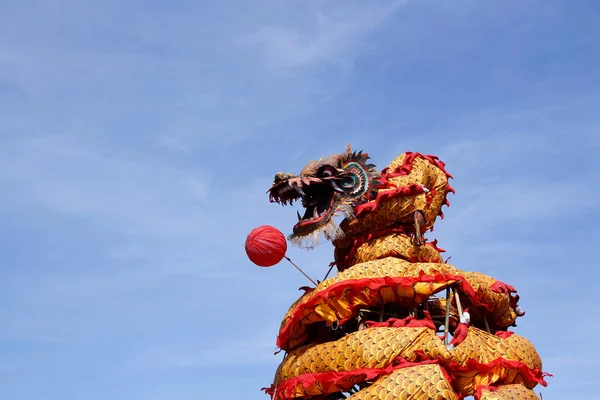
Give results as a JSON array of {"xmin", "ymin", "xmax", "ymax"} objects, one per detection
[{"xmin": 293, "ymin": 182, "xmax": 306, "ymax": 196}]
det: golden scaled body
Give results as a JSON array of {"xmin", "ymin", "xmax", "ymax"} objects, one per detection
[{"xmin": 264, "ymin": 152, "xmax": 547, "ymax": 399}]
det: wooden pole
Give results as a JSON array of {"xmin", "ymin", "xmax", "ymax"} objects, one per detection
[
  {"xmin": 284, "ymin": 256, "xmax": 318, "ymax": 286},
  {"xmin": 322, "ymin": 262, "xmax": 336, "ymax": 281},
  {"xmin": 357, "ymin": 310, "xmax": 366, "ymax": 330},
  {"xmin": 483, "ymin": 314, "xmax": 491, "ymax": 333},
  {"xmin": 444, "ymin": 287, "xmax": 451, "ymax": 345},
  {"xmin": 453, "ymin": 286, "xmax": 463, "ymax": 316}
]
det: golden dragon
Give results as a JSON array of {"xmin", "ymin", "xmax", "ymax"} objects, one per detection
[{"xmin": 262, "ymin": 146, "xmax": 549, "ymax": 399}]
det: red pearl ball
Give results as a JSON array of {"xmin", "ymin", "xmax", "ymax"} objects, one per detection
[{"xmin": 245, "ymin": 225, "xmax": 287, "ymax": 267}]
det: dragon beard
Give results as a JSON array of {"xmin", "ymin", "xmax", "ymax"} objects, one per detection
[
  {"xmin": 288, "ymin": 202, "xmax": 355, "ymax": 249},
  {"xmin": 269, "ymin": 150, "xmax": 380, "ymax": 249}
]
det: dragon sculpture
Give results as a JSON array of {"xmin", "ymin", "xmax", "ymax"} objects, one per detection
[{"xmin": 262, "ymin": 145, "xmax": 549, "ymax": 399}]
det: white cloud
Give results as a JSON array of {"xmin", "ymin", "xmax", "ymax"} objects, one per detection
[
  {"xmin": 0, "ymin": 135, "xmax": 214, "ymax": 236},
  {"xmin": 427, "ymin": 132, "xmax": 596, "ymax": 236},
  {"xmin": 243, "ymin": 1, "xmax": 407, "ymax": 69}
]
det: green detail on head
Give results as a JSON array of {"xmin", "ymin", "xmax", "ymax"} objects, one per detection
[{"xmin": 268, "ymin": 146, "xmax": 382, "ymax": 248}]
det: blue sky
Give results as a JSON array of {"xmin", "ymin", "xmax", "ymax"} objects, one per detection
[{"xmin": 0, "ymin": 0, "xmax": 599, "ymax": 399}]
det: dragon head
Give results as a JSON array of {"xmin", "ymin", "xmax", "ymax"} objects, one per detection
[{"xmin": 268, "ymin": 145, "xmax": 381, "ymax": 248}]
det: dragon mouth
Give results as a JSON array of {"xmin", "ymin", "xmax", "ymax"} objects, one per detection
[{"xmin": 269, "ymin": 178, "xmax": 340, "ymax": 238}]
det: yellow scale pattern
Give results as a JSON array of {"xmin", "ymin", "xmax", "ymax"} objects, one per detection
[
  {"xmin": 278, "ymin": 258, "xmax": 519, "ymax": 351},
  {"xmin": 274, "ymin": 325, "xmax": 542, "ymax": 398},
  {"xmin": 450, "ymin": 328, "xmax": 542, "ymax": 368},
  {"xmin": 266, "ymin": 152, "xmax": 545, "ymax": 399},
  {"xmin": 339, "ymin": 154, "xmax": 449, "ymax": 241},
  {"xmin": 446, "ymin": 328, "xmax": 542, "ymax": 396},
  {"xmin": 347, "ymin": 364, "xmax": 457, "ymax": 400},
  {"xmin": 278, "ymin": 258, "xmax": 462, "ymax": 350},
  {"xmin": 275, "ymin": 327, "xmax": 448, "ymax": 385},
  {"xmin": 461, "ymin": 271, "xmax": 518, "ymax": 327},
  {"xmin": 477, "ymin": 384, "xmax": 541, "ymax": 400},
  {"xmin": 348, "ymin": 233, "xmax": 444, "ymax": 265}
]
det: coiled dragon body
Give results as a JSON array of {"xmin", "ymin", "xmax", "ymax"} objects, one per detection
[{"xmin": 264, "ymin": 146, "xmax": 548, "ymax": 399}]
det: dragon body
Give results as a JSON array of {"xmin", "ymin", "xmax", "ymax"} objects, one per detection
[{"xmin": 263, "ymin": 147, "xmax": 548, "ymax": 399}]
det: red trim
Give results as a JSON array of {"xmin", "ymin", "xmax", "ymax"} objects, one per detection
[
  {"xmin": 490, "ymin": 281, "xmax": 517, "ymax": 294},
  {"xmin": 381, "ymin": 152, "xmax": 453, "ymax": 180},
  {"xmin": 271, "ymin": 359, "xmax": 442, "ymax": 400},
  {"xmin": 452, "ymin": 280, "xmax": 518, "ymax": 323},
  {"xmin": 365, "ymin": 314, "xmax": 436, "ymax": 330},
  {"xmin": 494, "ymin": 331, "xmax": 514, "ymax": 339},
  {"xmin": 261, "ymin": 385, "xmax": 275, "ymax": 398},
  {"xmin": 429, "ymin": 239, "xmax": 446, "ymax": 253},
  {"xmin": 278, "ymin": 270, "xmax": 522, "ymax": 349},
  {"xmin": 473, "ymin": 382, "xmax": 549, "ymax": 399},
  {"xmin": 444, "ymin": 357, "xmax": 549, "ymax": 387},
  {"xmin": 277, "ymin": 272, "xmax": 462, "ymax": 349},
  {"xmin": 298, "ymin": 286, "xmax": 314, "ymax": 294},
  {"xmin": 449, "ymin": 323, "xmax": 469, "ymax": 346},
  {"xmin": 474, "ymin": 385, "xmax": 496, "ymax": 398},
  {"xmin": 473, "ymin": 384, "xmax": 507, "ymax": 399},
  {"xmin": 337, "ymin": 226, "xmax": 410, "ymax": 269},
  {"xmin": 354, "ymin": 184, "xmax": 426, "ymax": 216},
  {"xmin": 334, "ymin": 152, "xmax": 455, "ymax": 271},
  {"xmin": 270, "ymin": 355, "xmax": 548, "ymax": 400},
  {"xmin": 510, "ymin": 293, "xmax": 521, "ymax": 310},
  {"xmin": 335, "ymin": 228, "xmax": 444, "ymax": 271},
  {"xmin": 354, "ymin": 152, "xmax": 455, "ymax": 221}
]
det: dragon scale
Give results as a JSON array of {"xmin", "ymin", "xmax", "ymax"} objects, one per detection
[{"xmin": 262, "ymin": 148, "xmax": 548, "ymax": 399}]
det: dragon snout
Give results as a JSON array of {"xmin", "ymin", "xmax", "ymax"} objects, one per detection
[{"xmin": 273, "ymin": 172, "xmax": 295, "ymax": 185}]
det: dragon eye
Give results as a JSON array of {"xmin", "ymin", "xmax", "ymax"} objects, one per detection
[
  {"xmin": 341, "ymin": 176, "xmax": 356, "ymax": 188},
  {"xmin": 318, "ymin": 166, "xmax": 336, "ymax": 177}
]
